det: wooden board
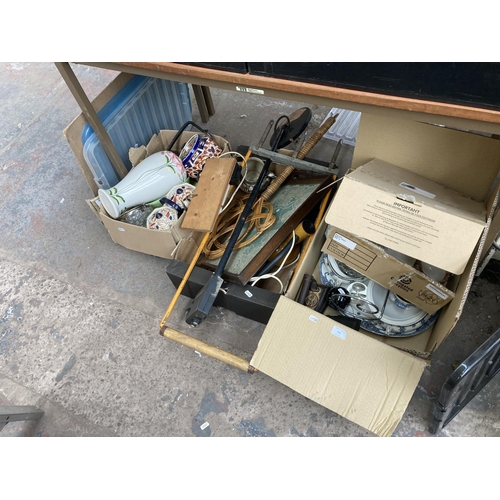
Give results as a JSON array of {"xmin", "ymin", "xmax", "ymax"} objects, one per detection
[
  {"xmin": 181, "ymin": 157, "xmax": 236, "ymax": 232},
  {"xmin": 109, "ymin": 62, "xmax": 500, "ymax": 126}
]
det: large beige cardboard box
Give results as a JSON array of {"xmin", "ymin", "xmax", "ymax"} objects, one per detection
[
  {"xmin": 325, "ymin": 158, "xmax": 488, "ymax": 275},
  {"xmin": 250, "ymin": 113, "xmax": 500, "ymax": 437}
]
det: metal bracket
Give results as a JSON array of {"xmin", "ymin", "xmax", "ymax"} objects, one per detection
[
  {"xmin": 0, "ymin": 405, "xmax": 44, "ymax": 432},
  {"xmin": 250, "ymin": 146, "xmax": 339, "ymax": 176}
]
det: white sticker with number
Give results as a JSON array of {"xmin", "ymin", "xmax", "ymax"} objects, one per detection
[
  {"xmin": 236, "ymin": 86, "xmax": 265, "ymax": 95},
  {"xmin": 331, "ymin": 326, "xmax": 346, "ymax": 340}
]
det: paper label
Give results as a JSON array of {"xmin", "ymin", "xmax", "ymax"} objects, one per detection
[
  {"xmin": 333, "ymin": 233, "xmax": 357, "ymax": 250},
  {"xmin": 399, "ymin": 182, "xmax": 436, "ymax": 199},
  {"xmin": 118, "ymin": 227, "xmax": 125, "ymax": 232},
  {"xmin": 245, "ymin": 290, "xmax": 253, "ymax": 298},
  {"xmin": 331, "ymin": 326, "xmax": 346, "ymax": 340},
  {"xmin": 236, "ymin": 86, "xmax": 265, "ymax": 95},
  {"xmin": 426, "ymin": 283, "xmax": 448, "ymax": 300},
  {"xmin": 309, "ymin": 315, "xmax": 319, "ymax": 323},
  {"xmin": 326, "ymin": 238, "xmax": 376, "ymax": 272}
]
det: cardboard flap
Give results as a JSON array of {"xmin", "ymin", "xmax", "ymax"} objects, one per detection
[
  {"xmin": 347, "ymin": 159, "xmax": 487, "ymax": 222},
  {"xmin": 251, "ymin": 296, "xmax": 426, "ymax": 437},
  {"xmin": 352, "ymin": 114, "xmax": 500, "ymax": 202}
]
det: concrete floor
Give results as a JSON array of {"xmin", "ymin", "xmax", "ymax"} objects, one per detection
[{"xmin": 1, "ymin": 62, "xmax": 499, "ymax": 438}]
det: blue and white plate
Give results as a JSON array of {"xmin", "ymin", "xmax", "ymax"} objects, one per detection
[
  {"xmin": 319, "ymin": 253, "xmax": 439, "ymax": 337},
  {"xmin": 359, "ymin": 281, "xmax": 439, "ymax": 337}
]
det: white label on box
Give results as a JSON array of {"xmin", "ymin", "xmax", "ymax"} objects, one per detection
[
  {"xmin": 333, "ymin": 233, "xmax": 357, "ymax": 250},
  {"xmin": 331, "ymin": 326, "xmax": 346, "ymax": 340},
  {"xmin": 309, "ymin": 315, "xmax": 319, "ymax": 323},
  {"xmin": 236, "ymin": 86, "xmax": 265, "ymax": 95},
  {"xmin": 118, "ymin": 227, "xmax": 125, "ymax": 232},
  {"xmin": 399, "ymin": 182, "xmax": 436, "ymax": 199},
  {"xmin": 426, "ymin": 283, "xmax": 448, "ymax": 300}
]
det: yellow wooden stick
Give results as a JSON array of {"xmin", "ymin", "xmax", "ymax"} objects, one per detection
[{"xmin": 161, "ymin": 327, "xmax": 256, "ymax": 373}]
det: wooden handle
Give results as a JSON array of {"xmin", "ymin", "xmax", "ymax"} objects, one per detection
[
  {"xmin": 289, "ymin": 184, "xmax": 334, "ymax": 287},
  {"xmin": 257, "ymin": 114, "xmax": 337, "ymax": 203},
  {"xmin": 160, "ymin": 327, "xmax": 256, "ymax": 373},
  {"xmin": 296, "ymin": 114, "xmax": 337, "ymax": 161}
]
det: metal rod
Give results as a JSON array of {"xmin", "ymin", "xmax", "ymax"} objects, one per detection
[
  {"xmin": 0, "ymin": 405, "xmax": 44, "ymax": 424},
  {"xmin": 214, "ymin": 126, "xmax": 286, "ymax": 276},
  {"xmin": 329, "ymin": 139, "xmax": 343, "ymax": 169},
  {"xmin": 248, "ymin": 147, "xmax": 338, "ymax": 176}
]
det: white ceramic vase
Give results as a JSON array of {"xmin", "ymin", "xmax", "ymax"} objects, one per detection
[{"xmin": 98, "ymin": 151, "xmax": 188, "ymax": 219}]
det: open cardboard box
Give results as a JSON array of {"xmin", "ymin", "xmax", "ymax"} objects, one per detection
[
  {"xmin": 64, "ymin": 72, "xmax": 229, "ymax": 263},
  {"xmin": 249, "ymin": 113, "xmax": 500, "ymax": 437}
]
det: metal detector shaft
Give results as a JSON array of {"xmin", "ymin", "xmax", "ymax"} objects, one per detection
[
  {"xmin": 215, "ymin": 157, "xmax": 275, "ymax": 274},
  {"xmin": 185, "ymin": 124, "xmax": 287, "ymax": 327}
]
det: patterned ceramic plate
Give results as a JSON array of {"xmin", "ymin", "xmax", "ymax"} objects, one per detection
[
  {"xmin": 147, "ymin": 207, "xmax": 178, "ymax": 231},
  {"xmin": 165, "ymin": 182, "xmax": 196, "ymax": 209}
]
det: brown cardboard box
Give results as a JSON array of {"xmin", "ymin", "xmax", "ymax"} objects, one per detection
[
  {"xmin": 64, "ymin": 73, "xmax": 230, "ymax": 262},
  {"xmin": 82, "ymin": 129, "xmax": 229, "ymax": 262},
  {"xmin": 325, "ymin": 158, "xmax": 488, "ymax": 275},
  {"xmin": 250, "ymin": 113, "xmax": 500, "ymax": 437},
  {"xmin": 320, "ymin": 226, "xmax": 455, "ymax": 314},
  {"xmin": 86, "ymin": 196, "xmax": 202, "ymax": 261}
]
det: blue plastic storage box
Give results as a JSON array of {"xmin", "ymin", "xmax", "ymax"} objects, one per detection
[{"xmin": 82, "ymin": 75, "xmax": 192, "ymax": 189}]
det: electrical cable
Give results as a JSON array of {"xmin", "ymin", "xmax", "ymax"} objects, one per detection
[
  {"xmin": 218, "ymin": 151, "xmax": 248, "ymax": 212},
  {"xmin": 249, "ymin": 230, "xmax": 296, "ymax": 293}
]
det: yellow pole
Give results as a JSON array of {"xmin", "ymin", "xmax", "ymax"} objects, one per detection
[
  {"xmin": 159, "ymin": 232, "xmax": 211, "ymax": 328},
  {"xmin": 289, "ymin": 185, "xmax": 333, "ymax": 287}
]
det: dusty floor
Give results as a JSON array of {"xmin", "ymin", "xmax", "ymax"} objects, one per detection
[{"xmin": 0, "ymin": 62, "xmax": 499, "ymax": 439}]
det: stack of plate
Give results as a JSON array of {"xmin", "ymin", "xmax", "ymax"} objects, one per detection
[{"xmin": 319, "ymin": 253, "xmax": 439, "ymax": 337}]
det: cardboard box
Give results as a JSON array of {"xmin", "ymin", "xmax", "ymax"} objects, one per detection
[
  {"xmin": 321, "ymin": 226, "xmax": 455, "ymax": 314},
  {"xmin": 86, "ymin": 196, "xmax": 203, "ymax": 261},
  {"xmin": 83, "ymin": 128, "xmax": 229, "ymax": 262},
  {"xmin": 249, "ymin": 114, "xmax": 500, "ymax": 437},
  {"xmin": 326, "ymin": 158, "xmax": 488, "ymax": 275},
  {"xmin": 64, "ymin": 72, "xmax": 230, "ymax": 262}
]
